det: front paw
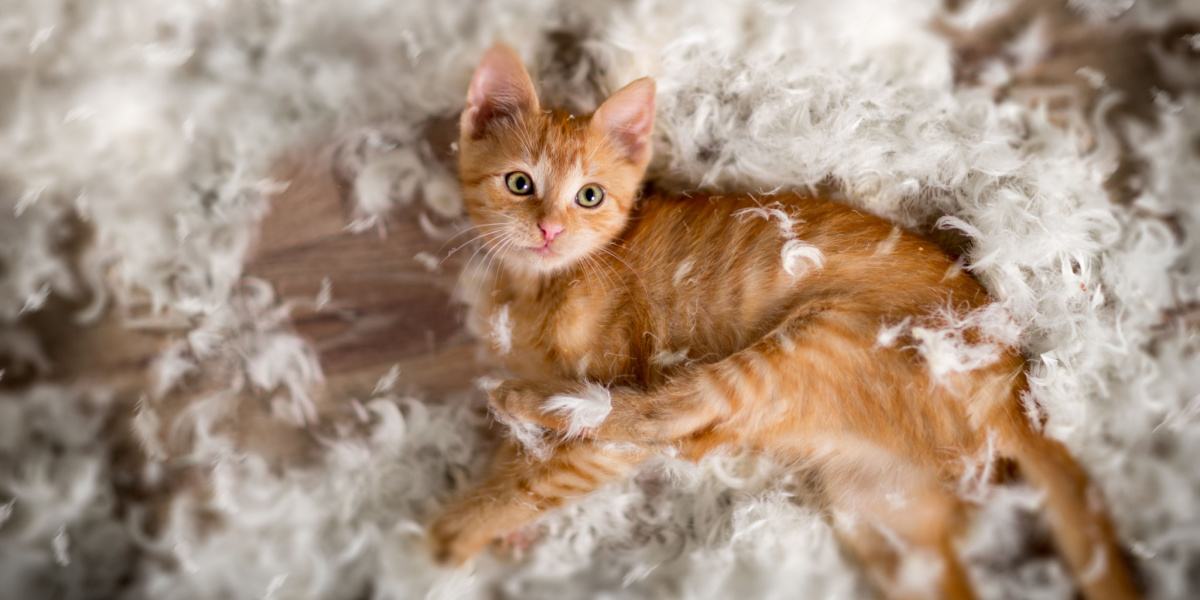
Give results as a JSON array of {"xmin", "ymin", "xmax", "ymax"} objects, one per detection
[
  {"xmin": 428, "ymin": 506, "xmax": 487, "ymax": 567},
  {"xmin": 488, "ymin": 381, "xmax": 559, "ymax": 429},
  {"xmin": 495, "ymin": 524, "xmax": 542, "ymax": 561},
  {"xmin": 490, "ymin": 380, "xmax": 617, "ymax": 439}
]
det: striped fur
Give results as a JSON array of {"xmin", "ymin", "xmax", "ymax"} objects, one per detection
[{"xmin": 430, "ymin": 44, "xmax": 1139, "ymax": 600}]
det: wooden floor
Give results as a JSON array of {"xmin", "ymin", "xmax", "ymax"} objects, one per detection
[
  {"xmin": 248, "ymin": 143, "xmax": 488, "ymax": 400},
  {"xmin": 0, "ymin": 134, "xmax": 494, "ymax": 514}
]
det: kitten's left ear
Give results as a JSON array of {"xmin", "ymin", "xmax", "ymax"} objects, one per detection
[{"xmin": 592, "ymin": 77, "xmax": 656, "ymax": 167}]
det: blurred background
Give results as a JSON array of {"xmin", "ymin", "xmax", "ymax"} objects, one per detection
[{"xmin": 0, "ymin": 0, "xmax": 1198, "ymax": 598}]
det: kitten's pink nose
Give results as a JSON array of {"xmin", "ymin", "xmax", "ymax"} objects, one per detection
[{"xmin": 538, "ymin": 222, "xmax": 564, "ymax": 244}]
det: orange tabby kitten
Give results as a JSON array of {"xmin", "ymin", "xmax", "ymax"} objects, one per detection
[{"xmin": 429, "ymin": 44, "xmax": 1138, "ymax": 600}]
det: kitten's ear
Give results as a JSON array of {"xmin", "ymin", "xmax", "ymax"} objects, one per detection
[
  {"xmin": 592, "ymin": 77, "xmax": 656, "ymax": 166},
  {"xmin": 462, "ymin": 43, "xmax": 540, "ymax": 139}
]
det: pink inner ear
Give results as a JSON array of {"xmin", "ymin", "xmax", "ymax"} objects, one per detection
[
  {"xmin": 464, "ymin": 44, "xmax": 539, "ymax": 138},
  {"xmin": 593, "ymin": 78, "xmax": 656, "ymax": 164}
]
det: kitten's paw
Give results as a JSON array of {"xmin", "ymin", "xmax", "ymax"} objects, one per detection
[
  {"xmin": 495, "ymin": 524, "xmax": 542, "ymax": 561},
  {"xmin": 427, "ymin": 508, "xmax": 487, "ymax": 567},
  {"xmin": 488, "ymin": 381, "xmax": 563, "ymax": 430}
]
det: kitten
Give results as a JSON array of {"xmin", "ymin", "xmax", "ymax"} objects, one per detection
[{"xmin": 429, "ymin": 43, "xmax": 1138, "ymax": 600}]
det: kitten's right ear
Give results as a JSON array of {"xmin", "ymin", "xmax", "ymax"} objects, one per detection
[{"xmin": 462, "ymin": 43, "xmax": 539, "ymax": 139}]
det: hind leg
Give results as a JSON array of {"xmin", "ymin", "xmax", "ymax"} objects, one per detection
[
  {"xmin": 823, "ymin": 460, "xmax": 976, "ymax": 600},
  {"xmin": 428, "ymin": 438, "xmax": 648, "ymax": 565}
]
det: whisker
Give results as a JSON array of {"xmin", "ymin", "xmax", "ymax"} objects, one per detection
[
  {"xmin": 442, "ymin": 227, "xmax": 510, "ymax": 264},
  {"xmin": 480, "ymin": 234, "xmax": 517, "ymax": 287},
  {"xmin": 457, "ymin": 229, "xmax": 506, "ymax": 271},
  {"xmin": 594, "ymin": 244, "xmax": 647, "ymax": 294},
  {"xmin": 581, "ymin": 253, "xmax": 617, "ymax": 292},
  {"xmin": 452, "ymin": 244, "xmax": 491, "ymax": 274},
  {"xmin": 436, "ymin": 222, "xmax": 510, "ymax": 252}
]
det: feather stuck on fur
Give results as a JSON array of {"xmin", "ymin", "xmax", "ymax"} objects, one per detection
[
  {"xmin": 733, "ymin": 203, "xmax": 825, "ymax": 277},
  {"xmin": 544, "ymin": 383, "xmax": 614, "ymax": 438},
  {"xmin": 490, "ymin": 304, "xmax": 514, "ymax": 355}
]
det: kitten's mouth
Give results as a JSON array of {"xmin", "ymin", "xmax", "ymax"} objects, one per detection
[{"xmin": 527, "ymin": 244, "xmax": 556, "ymax": 257}]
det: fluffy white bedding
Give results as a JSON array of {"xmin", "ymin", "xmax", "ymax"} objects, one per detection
[{"xmin": 1, "ymin": 0, "xmax": 1199, "ymax": 598}]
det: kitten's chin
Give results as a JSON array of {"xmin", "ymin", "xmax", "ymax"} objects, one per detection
[{"xmin": 500, "ymin": 247, "xmax": 584, "ymax": 277}]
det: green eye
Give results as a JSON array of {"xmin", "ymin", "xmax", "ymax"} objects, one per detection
[
  {"xmin": 575, "ymin": 184, "xmax": 605, "ymax": 208},
  {"xmin": 505, "ymin": 171, "xmax": 534, "ymax": 196}
]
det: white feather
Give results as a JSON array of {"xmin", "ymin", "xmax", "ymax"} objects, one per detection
[
  {"xmin": 780, "ymin": 239, "xmax": 825, "ymax": 278},
  {"xmin": 490, "ymin": 304, "xmax": 513, "ymax": 355},
  {"xmin": 543, "ymin": 383, "xmax": 613, "ymax": 438},
  {"xmin": 651, "ymin": 347, "xmax": 690, "ymax": 367},
  {"xmin": 0, "ymin": 0, "xmax": 1196, "ymax": 598},
  {"xmin": 876, "ymin": 316, "xmax": 912, "ymax": 348}
]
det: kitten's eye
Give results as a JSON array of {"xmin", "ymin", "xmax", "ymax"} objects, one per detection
[
  {"xmin": 575, "ymin": 184, "xmax": 605, "ymax": 208},
  {"xmin": 504, "ymin": 171, "xmax": 534, "ymax": 196}
]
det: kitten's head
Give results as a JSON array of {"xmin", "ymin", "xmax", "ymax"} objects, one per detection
[{"xmin": 458, "ymin": 43, "xmax": 655, "ymax": 275}]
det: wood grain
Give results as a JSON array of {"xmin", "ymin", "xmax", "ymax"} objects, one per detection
[{"xmin": 248, "ymin": 143, "xmax": 487, "ymax": 399}]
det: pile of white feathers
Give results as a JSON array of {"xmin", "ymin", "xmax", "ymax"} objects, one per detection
[{"xmin": 1, "ymin": 0, "xmax": 1198, "ymax": 598}]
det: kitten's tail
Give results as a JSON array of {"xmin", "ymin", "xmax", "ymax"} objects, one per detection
[{"xmin": 992, "ymin": 403, "xmax": 1140, "ymax": 600}]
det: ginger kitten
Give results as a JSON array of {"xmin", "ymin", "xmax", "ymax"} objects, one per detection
[{"xmin": 429, "ymin": 43, "xmax": 1139, "ymax": 600}]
